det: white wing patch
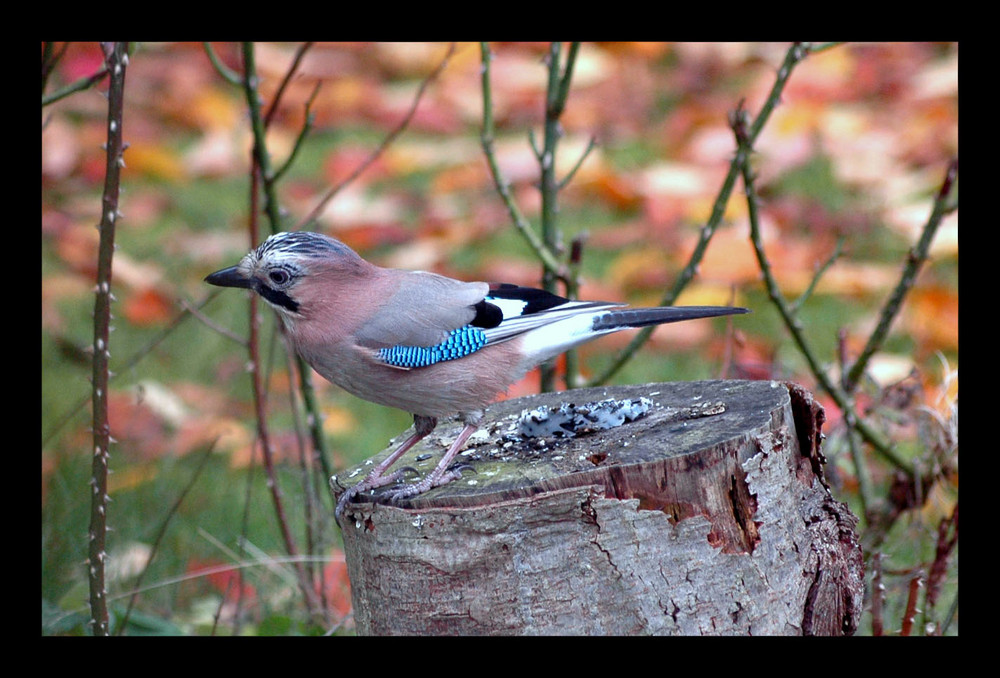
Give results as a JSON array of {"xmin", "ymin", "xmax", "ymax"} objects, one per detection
[{"xmin": 485, "ymin": 296, "xmax": 528, "ymax": 320}]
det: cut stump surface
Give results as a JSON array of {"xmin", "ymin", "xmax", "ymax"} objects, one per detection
[{"xmin": 335, "ymin": 379, "xmax": 863, "ymax": 635}]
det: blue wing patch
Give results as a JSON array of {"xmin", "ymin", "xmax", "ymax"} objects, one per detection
[{"xmin": 378, "ymin": 326, "xmax": 488, "ymax": 368}]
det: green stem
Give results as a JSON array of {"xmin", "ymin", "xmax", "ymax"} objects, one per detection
[
  {"xmin": 538, "ymin": 42, "xmax": 579, "ymax": 391},
  {"xmin": 732, "ymin": 102, "xmax": 911, "ymax": 473},
  {"xmin": 590, "ymin": 43, "xmax": 812, "ymax": 387},
  {"xmin": 479, "ymin": 42, "xmax": 565, "ymax": 279},
  {"xmin": 844, "ymin": 159, "xmax": 958, "ymax": 391},
  {"xmin": 240, "ymin": 42, "xmax": 284, "ymax": 236}
]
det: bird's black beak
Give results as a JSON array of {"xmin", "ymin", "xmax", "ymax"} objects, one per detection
[{"xmin": 205, "ymin": 266, "xmax": 255, "ymax": 290}]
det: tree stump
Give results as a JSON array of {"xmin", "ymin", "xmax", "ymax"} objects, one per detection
[{"xmin": 333, "ymin": 379, "xmax": 863, "ymax": 635}]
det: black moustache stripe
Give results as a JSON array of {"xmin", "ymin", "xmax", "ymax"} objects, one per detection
[{"xmin": 258, "ymin": 285, "xmax": 299, "ymax": 313}]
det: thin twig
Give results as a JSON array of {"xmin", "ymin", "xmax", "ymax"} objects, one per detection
[
  {"xmin": 844, "ymin": 158, "xmax": 958, "ymax": 391},
  {"xmin": 44, "ymin": 293, "xmax": 215, "ymax": 450},
  {"xmin": 836, "ymin": 328, "xmax": 875, "ymax": 520},
  {"xmin": 296, "ymin": 353, "xmax": 335, "ymax": 487},
  {"xmin": 299, "ymin": 42, "xmax": 456, "ymax": 229},
  {"xmin": 46, "ymin": 552, "xmax": 340, "ymax": 632},
  {"xmin": 107, "ymin": 553, "xmax": 336, "ymax": 601},
  {"xmin": 182, "ymin": 296, "xmax": 249, "ymax": 346},
  {"xmin": 845, "ymin": 415, "xmax": 875, "ymax": 522},
  {"xmin": 41, "ymin": 42, "xmax": 71, "ymax": 98},
  {"xmin": 791, "ymin": 237, "xmax": 844, "ymax": 317},
  {"xmin": 273, "ymin": 81, "xmax": 322, "ymax": 184},
  {"xmin": 559, "ymin": 135, "xmax": 598, "ymax": 191},
  {"xmin": 479, "ymin": 42, "xmax": 565, "ymax": 279},
  {"xmin": 731, "ymin": 99, "xmax": 909, "ymax": 472},
  {"xmin": 116, "ymin": 440, "xmax": 218, "ymax": 633},
  {"xmin": 203, "ymin": 42, "xmax": 241, "ymax": 86},
  {"xmin": 284, "ymin": 342, "xmax": 330, "ymax": 625},
  {"xmin": 538, "ymin": 42, "xmax": 584, "ymax": 391},
  {"xmin": 589, "ymin": 43, "xmax": 812, "ymax": 387},
  {"xmin": 264, "ymin": 42, "xmax": 314, "ymax": 129},
  {"xmin": 239, "ymin": 42, "xmax": 321, "ymax": 619},
  {"xmin": 42, "ymin": 44, "xmax": 110, "ymax": 107}
]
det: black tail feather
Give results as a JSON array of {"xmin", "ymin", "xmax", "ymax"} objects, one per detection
[{"xmin": 592, "ymin": 306, "xmax": 749, "ymax": 331}]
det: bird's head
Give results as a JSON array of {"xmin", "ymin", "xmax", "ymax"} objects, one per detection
[{"xmin": 205, "ymin": 231, "xmax": 368, "ymax": 320}]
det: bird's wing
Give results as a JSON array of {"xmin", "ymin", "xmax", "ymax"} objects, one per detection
[
  {"xmin": 360, "ymin": 278, "xmax": 623, "ymax": 370},
  {"xmin": 479, "ymin": 284, "xmax": 622, "ymax": 344},
  {"xmin": 353, "ymin": 270, "xmax": 490, "ymax": 349}
]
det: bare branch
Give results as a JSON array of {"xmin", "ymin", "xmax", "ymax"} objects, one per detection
[
  {"xmin": 88, "ymin": 40, "xmax": 129, "ymax": 637},
  {"xmin": 844, "ymin": 159, "xmax": 958, "ymax": 391},
  {"xmin": 299, "ymin": 43, "xmax": 456, "ymax": 229}
]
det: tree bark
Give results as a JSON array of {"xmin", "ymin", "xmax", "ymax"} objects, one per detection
[{"xmin": 334, "ymin": 379, "xmax": 863, "ymax": 635}]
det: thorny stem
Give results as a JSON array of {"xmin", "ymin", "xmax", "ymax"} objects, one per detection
[
  {"xmin": 870, "ymin": 553, "xmax": 885, "ymax": 636},
  {"xmin": 924, "ymin": 502, "xmax": 958, "ymax": 633},
  {"xmin": 44, "ymin": 294, "xmax": 217, "ymax": 450},
  {"xmin": 88, "ymin": 40, "xmax": 128, "ymax": 637},
  {"xmin": 900, "ymin": 571, "xmax": 924, "ymax": 636}
]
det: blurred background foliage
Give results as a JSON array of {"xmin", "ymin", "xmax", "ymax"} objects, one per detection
[{"xmin": 42, "ymin": 42, "xmax": 957, "ymax": 635}]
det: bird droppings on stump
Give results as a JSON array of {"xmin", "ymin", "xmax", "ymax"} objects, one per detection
[{"xmin": 516, "ymin": 397, "xmax": 654, "ymax": 438}]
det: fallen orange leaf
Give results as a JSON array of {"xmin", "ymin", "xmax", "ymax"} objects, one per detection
[
  {"xmin": 123, "ymin": 287, "xmax": 174, "ymax": 326},
  {"xmin": 905, "ymin": 286, "xmax": 959, "ymax": 351},
  {"xmin": 123, "ymin": 142, "xmax": 186, "ymax": 181}
]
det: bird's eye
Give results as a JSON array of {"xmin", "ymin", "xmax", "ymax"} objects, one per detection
[{"xmin": 268, "ymin": 270, "xmax": 290, "ymax": 285}]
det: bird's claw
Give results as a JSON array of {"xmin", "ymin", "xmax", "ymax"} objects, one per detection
[
  {"xmin": 383, "ymin": 462, "xmax": 475, "ymax": 506},
  {"xmin": 446, "ymin": 462, "xmax": 476, "ymax": 476},
  {"xmin": 336, "ymin": 461, "xmax": 476, "ymax": 517},
  {"xmin": 334, "ymin": 466, "xmax": 421, "ymax": 523}
]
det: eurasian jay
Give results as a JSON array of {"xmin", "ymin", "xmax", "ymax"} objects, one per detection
[{"xmin": 205, "ymin": 231, "xmax": 748, "ymax": 520}]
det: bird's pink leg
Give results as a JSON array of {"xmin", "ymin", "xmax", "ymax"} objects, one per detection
[
  {"xmin": 335, "ymin": 415, "xmax": 436, "ymax": 520},
  {"xmin": 384, "ymin": 422, "xmax": 479, "ymax": 504}
]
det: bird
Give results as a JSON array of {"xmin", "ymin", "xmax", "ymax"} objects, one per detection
[{"xmin": 205, "ymin": 231, "xmax": 748, "ymax": 521}]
